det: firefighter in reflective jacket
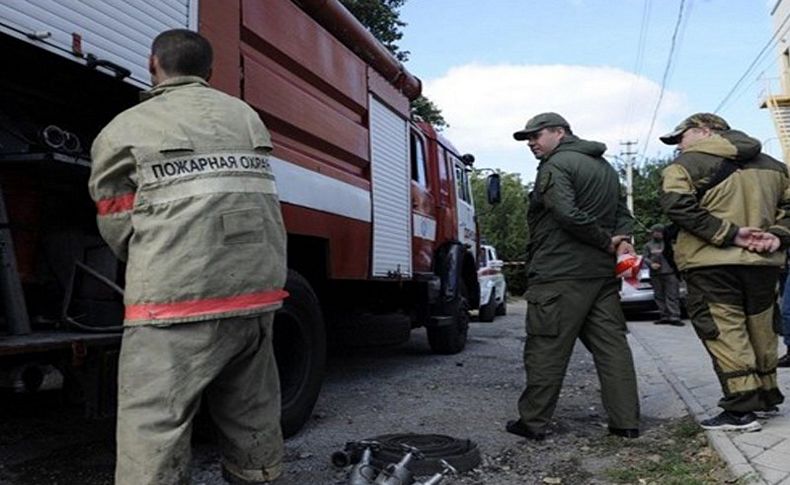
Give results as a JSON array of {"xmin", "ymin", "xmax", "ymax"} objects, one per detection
[{"xmin": 89, "ymin": 30, "xmax": 287, "ymax": 485}]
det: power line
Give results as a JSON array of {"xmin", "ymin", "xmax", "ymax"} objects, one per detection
[
  {"xmin": 714, "ymin": 11, "xmax": 790, "ymax": 114},
  {"xmin": 722, "ymin": 68, "xmax": 775, "ymax": 114},
  {"xmin": 665, "ymin": 0, "xmax": 693, "ymax": 89},
  {"xmin": 621, "ymin": 0, "xmax": 652, "ymax": 140},
  {"xmin": 641, "ymin": 0, "xmax": 687, "ymax": 159}
]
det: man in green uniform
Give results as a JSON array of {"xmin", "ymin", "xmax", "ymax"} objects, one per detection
[
  {"xmin": 660, "ymin": 113, "xmax": 789, "ymax": 431},
  {"xmin": 642, "ymin": 223, "xmax": 683, "ymax": 326},
  {"xmin": 90, "ymin": 30, "xmax": 287, "ymax": 484},
  {"xmin": 507, "ymin": 113, "xmax": 640, "ymax": 440}
]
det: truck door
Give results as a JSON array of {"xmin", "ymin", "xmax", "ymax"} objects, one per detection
[
  {"xmin": 451, "ymin": 155, "xmax": 476, "ymax": 248},
  {"xmin": 410, "ymin": 129, "xmax": 436, "ymax": 274},
  {"xmin": 370, "ymin": 97, "xmax": 412, "ymax": 278}
]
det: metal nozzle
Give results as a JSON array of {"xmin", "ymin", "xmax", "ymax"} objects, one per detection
[
  {"xmin": 373, "ymin": 445, "xmax": 421, "ymax": 485},
  {"xmin": 348, "ymin": 447, "xmax": 377, "ymax": 485},
  {"xmin": 413, "ymin": 459, "xmax": 457, "ymax": 485}
]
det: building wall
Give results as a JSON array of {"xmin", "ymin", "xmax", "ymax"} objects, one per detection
[{"xmin": 773, "ymin": 0, "xmax": 790, "ymax": 93}]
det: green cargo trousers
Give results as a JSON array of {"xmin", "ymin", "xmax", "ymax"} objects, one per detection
[
  {"xmin": 115, "ymin": 313, "xmax": 283, "ymax": 485},
  {"xmin": 685, "ymin": 265, "xmax": 785, "ymax": 413},
  {"xmin": 518, "ymin": 278, "xmax": 640, "ymax": 435}
]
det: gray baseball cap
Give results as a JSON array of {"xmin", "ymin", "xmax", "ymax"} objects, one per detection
[{"xmin": 513, "ymin": 112, "xmax": 571, "ymax": 141}]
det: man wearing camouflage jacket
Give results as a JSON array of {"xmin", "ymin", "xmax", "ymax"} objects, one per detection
[
  {"xmin": 89, "ymin": 30, "xmax": 287, "ymax": 484},
  {"xmin": 660, "ymin": 113, "xmax": 789, "ymax": 432}
]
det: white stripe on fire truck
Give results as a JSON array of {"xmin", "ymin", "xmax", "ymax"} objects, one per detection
[{"xmin": 270, "ymin": 157, "xmax": 372, "ymax": 223}]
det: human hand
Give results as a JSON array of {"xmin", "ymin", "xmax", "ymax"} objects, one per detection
[
  {"xmin": 732, "ymin": 227, "xmax": 762, "ymax": 250},
  {"xmin": 733, "ymin": 227, "xmax": 781, "ymax": 253},
  {"xmin": 748, "ymin": 232, "xmax": 781, "ymax": 253},
  {"xmin": 616, "ymin": 241, "xmax": 636, "ymax": 256},
  {"xmin": 650, "ymin": 262, "xmax": 661, "ymax": 270},
  {"xmin": 609, "ymin": 235, "xmax": 633, "ymax": 255}
]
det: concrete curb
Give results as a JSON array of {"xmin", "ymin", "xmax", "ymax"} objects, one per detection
[{"xmin": 629, "ymin": 331, "xmax": 767, "ymax": 485}]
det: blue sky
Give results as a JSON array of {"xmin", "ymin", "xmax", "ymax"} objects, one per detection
[{"xmin": 399, "ymin": 0, "xmax": 782, "ymax": 182}]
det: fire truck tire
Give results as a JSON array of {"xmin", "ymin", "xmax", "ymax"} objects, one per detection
[
  {"xmin": 427, "ymin": 281, "xmax": 469, "ymax": 354},
  {"xmin": 274, "ymin": 270, "xmax": 326, "ymax": 438},
  {"xmin": 478, "ymin": 290, "xmax": 496, "ymax": 322}
]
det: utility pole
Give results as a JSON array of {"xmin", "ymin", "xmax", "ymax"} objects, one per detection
[{"xmin": 620, "ymin": 140, "xmax": 638, "ymax": 215}]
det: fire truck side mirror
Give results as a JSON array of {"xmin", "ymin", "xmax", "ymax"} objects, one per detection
[
  {"xmin": 486, "ymin": 173, "xmax": 501, "ymax": 205},
  {"xmin": 461, "ymin": 153, "xmax": 475, "ymax": 166}
]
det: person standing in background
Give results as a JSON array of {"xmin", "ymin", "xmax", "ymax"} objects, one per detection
[
  {"xmin": 642, "ymin": 224, "xmax": 683, "ymax": 326},
  {"xmin": 779, "ymin": 258, "xmax": 790, "ymax": 367}
]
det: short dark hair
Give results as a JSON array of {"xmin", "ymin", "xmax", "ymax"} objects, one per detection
[{"xmin": 151, "ymin": 29, "xmax": 213, "ymax": 79}]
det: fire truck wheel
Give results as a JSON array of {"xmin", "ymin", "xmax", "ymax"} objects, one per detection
[
  {"xmin": 427, "ymin": 281, "xmax": 469, "ymax": 354},
  {"xmin": 274, "ymin": 270, "xmax": 326, "ymax": 438},
  {"xmin": 479, "ymin": 290, "xmax": 496, "ymax": 322}
]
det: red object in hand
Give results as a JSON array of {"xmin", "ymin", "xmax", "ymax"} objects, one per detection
[{"xmin": 616, "ymin": 254, "xmax": 642, "ymax": 279}]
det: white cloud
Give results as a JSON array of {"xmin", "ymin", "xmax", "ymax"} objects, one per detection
[{"xmin": 422, "ymin": 63, "xmax": 688, "ymax": 182}]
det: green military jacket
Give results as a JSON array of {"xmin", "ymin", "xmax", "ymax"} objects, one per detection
[
  {"xmin": 526, "ymin": 135, "xmax": 633, "ymax": 283},
  {"xmin": 89, "ymin": 77, "xmax": 287, "ymax": 325},
  {"xmin": 660, "ymin": 130, "xmax": 790, "ymax": 271}
]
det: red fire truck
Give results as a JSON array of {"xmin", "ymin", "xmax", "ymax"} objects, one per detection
[{"xmin": 0, "ymin": 0, "xmax": 495, "ymax": 435}]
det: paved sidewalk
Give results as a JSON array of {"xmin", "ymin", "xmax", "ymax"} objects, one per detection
[{"xmin": 628, "ymin": 320, "xmax": 790, "ymax": 485}]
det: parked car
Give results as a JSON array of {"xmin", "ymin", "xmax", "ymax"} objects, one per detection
[
  {"xmin": 619, "ymin": 264, "xmax": 687, "ymax": 317},
  {"xmin": 478, "ymin": 244, "xmax": 507, "ymax": 322}
]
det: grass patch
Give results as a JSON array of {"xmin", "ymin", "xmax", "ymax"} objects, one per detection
[{"xmin": 602, "ymin": 417, "xmax": 731, "ymax": 485}]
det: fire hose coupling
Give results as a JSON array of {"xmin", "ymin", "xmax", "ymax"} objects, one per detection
[
  {"xmin": 348, "ymin": 446, "xmax": 378, "ymax": 485},
  {"xmin": 336, "ymin": 442, "xmax": 457, "ymax": 485},
  {"xmin": 334, "ymin": 434, "xmax": 479, "ymax": 485},
  {"xmin": 332, "ymin": 440, "xmax": 382, "ymax": 467},
  {"xmin": 372, "ymin": 444, "xmax": 423, "ymax": 485}
]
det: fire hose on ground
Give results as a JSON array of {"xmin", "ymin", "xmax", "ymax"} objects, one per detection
[{"xmin": 333, "ymin": 434, "xmax": 480, "ymax": 485}]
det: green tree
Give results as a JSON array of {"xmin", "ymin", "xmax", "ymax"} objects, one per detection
[
  {"xmin": 340, "ymin": 0, "xmax": 409, "ymax": 62},
  {"xmin": 411, "ymin": 95, "xmax": 449, "ymax": 130},
  {"xmin": 471, "ymin": 171, "xmax": 530, "ymax": 295},
  {"xmin": 339, "ymin": 0, "xmax": 448, "ymax": 129},
  {"xmin": 612, "ymin": 157, "xmax": 673, "ymax": 247}
]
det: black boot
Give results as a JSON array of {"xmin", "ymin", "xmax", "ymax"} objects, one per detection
[{"xmin": 779, "ymin": 347, "xmax": 790, "ymax": 368}]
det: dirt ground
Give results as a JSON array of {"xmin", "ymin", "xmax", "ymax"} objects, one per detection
[{"xmin": 0, "ymin": 300, "xmax": 730, "ymax": 484}]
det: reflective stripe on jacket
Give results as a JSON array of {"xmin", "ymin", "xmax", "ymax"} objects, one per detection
[{"xmin": 89, "ymin": 77, "xmax": 287, "ymax": 325}]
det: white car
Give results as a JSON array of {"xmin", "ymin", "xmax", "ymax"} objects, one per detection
[
  {"xmin": 478, "ymin": 244, "xmax": 507, "ymax": 322},
  {"xmin": 619, "ymin": 264, "xmax": 687, "ymax": 317}
]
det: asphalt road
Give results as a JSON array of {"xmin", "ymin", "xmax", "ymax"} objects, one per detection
[{"xmin": 0, "ymin": 301, "xmax": 687, "ymax": 484}]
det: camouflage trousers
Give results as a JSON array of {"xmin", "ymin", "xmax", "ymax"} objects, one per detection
[
  {"xmin": 685, "ymin": 265, "xmax": 785, "ymax": 413},
  {"xmin": 115, "ymin": 313, "xmax": 283, "ymax": 485},
  {"xmin": 519, "ymin": 278, "xmax": 640, "ymax": 434}
]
